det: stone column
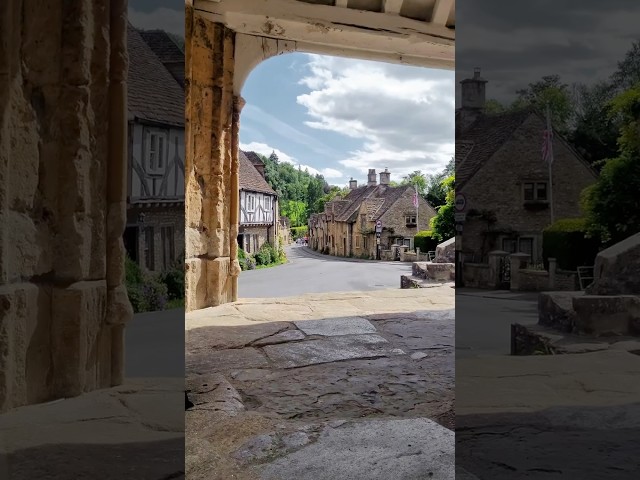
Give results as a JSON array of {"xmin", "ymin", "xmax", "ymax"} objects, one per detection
[
  {"xmin": 185, "ymin": 8, "xmax": 236, "ymax": 312},
  {"xmin": 229, "ymin": 96, "xmax": 245, "ymax": 301},
  {"xmin": 510, "ymin": 253, "xmax": 529, "ymax": 291}
]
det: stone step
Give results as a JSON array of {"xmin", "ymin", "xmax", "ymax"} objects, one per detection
[
  {"xmin": 511, "ymin": 323, "xmax": 640, "ymax": 356},
  {"xmin": 400, "ymin": 275, "xmax": 454, "ymax": 289}
]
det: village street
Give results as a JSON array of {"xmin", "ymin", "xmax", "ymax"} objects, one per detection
[
  {"xmin": 185, "ymin": 247, "xmax": 456, "ymax": 479},
  {"xmin": 238, "ymin": 245, "xmax": 411, "ymax": 298}
]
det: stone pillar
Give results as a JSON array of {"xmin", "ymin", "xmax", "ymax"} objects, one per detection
[
  {"xmin": 185, "ymin": 7, "xmax": 236, "ymax": 312},
  {"xmin": 488, "ymin": 250, "xmax": 508, "ymax": 288},
  {"xmin": 229, "ymin": 96, "xmax": 245, "ymax": 301},
  {"xmin": 509, "ymin": 253, "xmax": 530, "ymax": 291},
  {"xmin": 548, "ymin": 257, "xmax": 557, "ymax": 290},
  {"xmin": 0, "ymin": 0, "xmax": 131, "ymax": 412}
]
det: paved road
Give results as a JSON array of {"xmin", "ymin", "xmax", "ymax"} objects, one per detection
[
  {"xmin": 456, "ymin": 288, "xmax": 538, "ymax": 358},
  {"xmin": 238, "ymin": 245, "xmax": 412, "ymax": 298},
  {"xmin": 125, "ymin": 308, "xmax": 184, "ymax": 378}
]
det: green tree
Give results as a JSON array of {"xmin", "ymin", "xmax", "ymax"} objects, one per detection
[
  {"xmin": 401, "ymin": 171, "xmax": 427, "ymax": 195},
  {"xmin": 429, "ymin": 175, "xmax": 455, "ymax": 241},
  {"xmin": 582, "ymin": 84, "xmax": 640, "ymax": 245}
]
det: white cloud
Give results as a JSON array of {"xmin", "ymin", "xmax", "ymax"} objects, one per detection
[
  {"xmin": 128, "ymin": 7, "xmax": 184, "ymax": 37},
  {"xmin": 239, "ymin": 142, "xmax": 343, "ymax": 179},
  {"xmin": 296, "ymin": 55, "xmax": 454, "ymax": 176}
]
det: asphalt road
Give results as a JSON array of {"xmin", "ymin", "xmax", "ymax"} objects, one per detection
[
  {"xmin": 456, "ymin": 289, "xmax": 538, "ymax": 358},
  {"xmin": 238, "ymin": 245, "xmax": 412, "ymax": 298}
]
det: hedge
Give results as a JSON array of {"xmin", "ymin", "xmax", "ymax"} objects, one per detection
[
  {"xmin": 291, "ymin": 226, "xmax": 308, "ymax": 240},
  {"xmin": 414, "ymin": 230, "xmax": 439, "ymax": 252},
  {"xmin": 542, "ymin": 218, "xmax": 601, "ymax": 270}
]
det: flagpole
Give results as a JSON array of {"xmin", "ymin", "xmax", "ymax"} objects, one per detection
[
  {"xmin": 546, "ymin": 104, "xmax": 554, "ymax": 224},
  {"xmin": 415, "ymin": 182, "xmax": 419, "ymax": 229}
]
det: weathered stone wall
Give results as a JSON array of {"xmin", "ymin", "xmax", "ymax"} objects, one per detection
[
  {"xmin": 515, "ymin": 270, "xmax": 549, "ymax": 292},
  {"xmin": 0, "ymin": 0, "xmax": 131, "ymax": 412},
  {"xmin": 185, "ymin": 9, "xmax": 242, "ymax": 311},
  {"xmin": 462, "ymin": 263, "xmax": 491, "ymax": 288},
  {"xmin": 459, "ymin": 113, "xmax": 597, "ymax": 260}
]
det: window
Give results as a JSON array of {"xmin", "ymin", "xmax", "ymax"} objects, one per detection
[
  {"xmin": 502, "ymin": 238, "xmax": 517, "ymax": 253},
  {"xmin": 405, "ymin": 215, "xmax": 417, "ymax": 226},
  {"xmin": 355, "ymin": 236, "xmax": 360, "ymax": 248},
  {"xmin": 144, "ymin": 226, "xmax": 155, "ymax": 270},
  {"xmin": 246, "ymin": 194, "xmax": 256, "ymax": 212},
  {"xmin": 523, "ymin": 182, "xmax": 548, "ymax": 201},
  {"xmin": 145, "ymin": 129, "xmax": 168, "ymax": 173},
  {"xmin": 519, "ymin": 237, "xmax": 534, "ymax": 260},
  {"xmin": 403, "ymin": 238, "xmax": 411, "ymax": 247},
  {"xmin": 360, "ymin": 214, "xmax": 366, "ymax": 230},
  {"xmin": 264, "ymin": 196, "xmax": 271, "ymax": 211},
  {"xmin": 363, "ymin": 236, "xmax": 367, "ymax": 249},
  {"xmin": 161, "ymin": 226, "xmax": 175, "ymax": 269}
]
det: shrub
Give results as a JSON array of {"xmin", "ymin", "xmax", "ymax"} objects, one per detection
[
  {"xmin": 244, "ymin": 256, "xmax": 256, "ymax": 270},
  {"xmin": 159, "ymin": 258, "xmax": 184, "ymax": 301},
  {"xmin": 543, "ymin": 218, "xmax": 601, "ymax": 270},
  {"xmin": 255, "ymin": 243, "xmax": 274, "ymax": 265},
  {"xmin": 238, "ymin": 248, "xmax": 246, "ymax": 260},
  {"xmin": 414, "ymin": 230, "xmax": 439, "ymax": 252}
]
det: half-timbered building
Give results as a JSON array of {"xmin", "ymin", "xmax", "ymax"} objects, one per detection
[
  {"xmin": 238, "ymin": 151, "xmax": 279, "ymax": 254},
  {"xmin": 123, "ymin": 24, "xmax": 185, "ymax": 272}
]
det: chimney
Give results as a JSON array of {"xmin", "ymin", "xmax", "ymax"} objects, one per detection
[
  {"xmin": 367, "ymin": 169, "xmax": 377, "ymax": 186},
  {"xmin": 460, "ymin": 67, "xmax": 487, "ymax": 110},
  {"xmin": 349, "ymin": 177, "xmax": 358, "ymax": 189},
  {"xmin": 379, "ymin": 168, "xmax": 390, "ymax": 185}
]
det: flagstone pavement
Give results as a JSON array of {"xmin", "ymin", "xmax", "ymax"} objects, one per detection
[{"xmin": 186, "ymin": 286, "xmax": 456, "ymax": 480}]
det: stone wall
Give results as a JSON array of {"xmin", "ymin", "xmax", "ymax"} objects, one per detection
[
  {"xmin": 185, "ymin": 11, "xmax": 241, "ymax": 311},
  {"xmin": 515, "ymin": 270, "xmax": 549, "ymax": 292},
  {"xmin": 0, "ymin": 0, "xmax": 131, "ymax": 412},
  {"xmin": 462, "ymin": 263, "xmax": 491, "ymax": 288}
]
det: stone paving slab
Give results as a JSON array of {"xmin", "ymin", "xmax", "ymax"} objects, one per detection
[
  {"xmin": 187, "ymin": 347, "xmax": 270, "ymax": 374},
  {"xmin": 252, "ymin": 330, "xmax": 306, "ymax": 346},
  {"xmin": 262, "ymin": 334, "xmax": 402, "ymax": 368},
  {"xmin": 256, "ymin": 418, "xmax": 454, "ymax": 480},
  {"xmin": 0, "ymin": 378, "xmax": 184, "ymax": 479},
  {"xmin": 293, "ymin": 317, "xmax": 376, "ymax": 336}
]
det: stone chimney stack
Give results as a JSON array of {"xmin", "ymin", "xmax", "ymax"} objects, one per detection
[
  {"xmin": 349, "ymin": 178, "xmax": 358, "ymax": 189},
  {"xmin": 379, "ymin": 168, "xmax": 390, "ymax": 185},
  {"xmin": 460, "ymin": 67, "xmax": 487, "ymax": 110},
  {"xmin": 367, "ymin": 169, "xmax": 377, "ymax": 186}
]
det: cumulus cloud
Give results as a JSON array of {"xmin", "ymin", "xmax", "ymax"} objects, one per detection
[
  {"xmin": 296, "ymin": 55, "xmax": 454, "ymax": 176},
  {"xmin": 128, "ymin": 7, "xmax": 185, "ymax": 37},
  {"xmin": 240, "ymin": 142, "xmax": 343, "ymax": 179}
]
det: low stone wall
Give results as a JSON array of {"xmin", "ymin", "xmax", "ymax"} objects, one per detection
[
  {"xmin": 554, "ymin": 269, "xmax": 578, "ymax": 291},
  {"xmin": 462, "ymin": 263, "xmax": 491, "ymax": 288},
  {"xmin": 515, "ymin": 269, "xmax": 549, "ymax": 292},
  {"xmin": 400, "ymin": 250, "xmax": 430, "ymax": 262}
]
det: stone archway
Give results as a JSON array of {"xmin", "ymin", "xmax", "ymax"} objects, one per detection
[{"xmin": 184, "ymin": 0, "xmax": 455, "ymax": 311}]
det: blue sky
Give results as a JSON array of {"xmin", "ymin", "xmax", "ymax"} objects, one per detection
[{"xmin": 129, "ymin": 1, "xmax": 455, "ymax": 187}]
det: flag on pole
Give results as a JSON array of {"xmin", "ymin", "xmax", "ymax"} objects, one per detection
[
  {"xmin": 542, "ymin": 106, "xmax": 554, "ymax": 165},
  {"xmin": 412, "ymin": 188, "xmax": 419, "ymax": 208}
]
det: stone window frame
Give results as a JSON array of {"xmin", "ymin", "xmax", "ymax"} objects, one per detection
[
  {"xmin": 522, "ymin": 180, "xmax": 549, "ymax": 202},
  {"xmin": 355, "ymin": 235, "xmax": 360, "ymax": 248},
  {"xmin": 143, "ymin": 127, "xmax": 169, "ymax": 176},
  {"xmin": 405, "ymin": 214, "xmax": 417, "ymax": 226}
]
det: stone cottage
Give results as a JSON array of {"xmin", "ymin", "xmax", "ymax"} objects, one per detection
[
  {"xmin": 309, "ymin": 169, "xmax": 436, "ymax": 259},
  {"xmin": 238, "ymin": 151, "xmax": 279, "ymax": 254},
  {"xmin": 456, "ymin": 69, "xmax": 598, "ymax": 264},
  {"xmin": 123, "ymin": 25, "xmax": 185, "ymax": 273}
]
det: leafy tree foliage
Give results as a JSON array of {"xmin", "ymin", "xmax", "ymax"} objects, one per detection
[{"xmin": 429, "ymin": 175, "xmax": 455, "ymax": 242}]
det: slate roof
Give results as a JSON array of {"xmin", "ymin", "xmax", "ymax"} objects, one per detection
[
  {"xmin": 239, "ymin": 151, "xmax": 277, "ymax": 195},
  {"xmin": 127, "ymin": 24, "xmax": 184, "ymax": 127},
  {"xmin": 456, "ymin": 109, "xmax": 532, "ymax": 187},
  {"xmin": 138, "ymin": 30, "xmax": 185, "ymax": 88},
  {"xmin": 331, "ymin": 183, "xmax": 417, "ymax": 223}
]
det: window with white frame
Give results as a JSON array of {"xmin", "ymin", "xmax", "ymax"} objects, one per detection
[
  {"xmin": 145, "ymin": 129, "xmax": 168, "ymax": 174},
  {"xmin": 523, "ymin": 181, "xmax": 548, "ymax": 202},
  {"xmin": 264, "ymin": 196, "xmax": 272, "ymax": 211},
  {"xmin": 246, "ymin": 194, "xmax": 256, "ymax": 212}
]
